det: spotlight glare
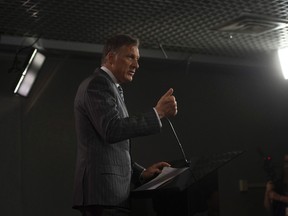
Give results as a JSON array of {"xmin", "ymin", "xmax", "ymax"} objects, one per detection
[{"xmin": 277, "ymin": 47, "xmax": 288, "ymax": 80}]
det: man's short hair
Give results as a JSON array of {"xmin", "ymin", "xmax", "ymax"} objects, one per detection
[{"xmin": 101, "ymin": 34, "xmax": 139, "ymax": 64}]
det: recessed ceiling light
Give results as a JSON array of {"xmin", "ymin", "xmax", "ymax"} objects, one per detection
[{"xmin": 211, "ymin": 13, "xmax": 288, "ymax": 35}]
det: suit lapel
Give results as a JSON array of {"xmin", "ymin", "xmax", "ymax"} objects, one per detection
[{"xmin": 98, "ymin": 68, "xmax": 129, "ymax": 117}]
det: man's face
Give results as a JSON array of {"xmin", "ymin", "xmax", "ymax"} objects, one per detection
[{"xmin": 109, "ymin": 45, "xmax": 140, "ymax": 84}]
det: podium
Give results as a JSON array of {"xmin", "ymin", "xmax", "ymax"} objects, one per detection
[{"xmin": 131, "ymin": 150, "xmax": 244, "ymax": 216}]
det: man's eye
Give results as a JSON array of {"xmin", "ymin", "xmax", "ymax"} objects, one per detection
[{"xmin": 127, "ymin": 55, "xmax": 139, "ymax": 62}]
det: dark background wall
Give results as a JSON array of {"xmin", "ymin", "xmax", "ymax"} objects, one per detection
[{"xmin": 1, "ymin": 48, "xmax": 288, "ymax": 216}]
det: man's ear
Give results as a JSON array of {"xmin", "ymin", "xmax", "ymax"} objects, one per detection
[{"xmin": 107, "ymin": 51, "xmax": 116, "ymax": 65}]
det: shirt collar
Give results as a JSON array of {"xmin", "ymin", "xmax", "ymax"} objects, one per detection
[{"xmin": 101, "ymin": 66, "xmax": 119, "ymax": 86}]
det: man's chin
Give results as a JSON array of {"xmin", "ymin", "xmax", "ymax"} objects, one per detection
[{"xmin": 126, "ymin": 76, "xmax": 133, "ymax": 82}]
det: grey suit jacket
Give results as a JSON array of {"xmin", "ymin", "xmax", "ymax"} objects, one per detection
[{"xmin": 73, "ymin": 68, "xmax": 161, "ymax": 208}]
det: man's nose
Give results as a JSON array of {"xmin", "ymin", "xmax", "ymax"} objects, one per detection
[{"xmin": 132, "ymin": 59, "xmax": 139, "ymax": 69}]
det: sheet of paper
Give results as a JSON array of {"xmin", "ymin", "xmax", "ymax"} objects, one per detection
[{"xmin": 134, "ymin": 166, "xmax": 189, "ymax": 191}]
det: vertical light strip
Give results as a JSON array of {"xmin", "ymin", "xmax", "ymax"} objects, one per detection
[
  {"xmin": 277, "ymin": 47, "xmax": 288, "ymax": 80},
  {"xmin": 14, "ymin": 49, "xmax": 46, "ymax": 96}
]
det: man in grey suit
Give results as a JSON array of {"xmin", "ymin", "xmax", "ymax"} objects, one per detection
[{"xmin": 73, "ymin": 34, "xmax": 177, "ymax": 216}]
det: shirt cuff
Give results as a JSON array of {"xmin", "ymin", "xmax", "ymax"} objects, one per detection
[
  {"xmin": 153, "ymin": 107, "xmax": 162, "ymax": 128},
  {"xmin": 139, "ymin": 169, "xmax": 146, "ymax": 184}
]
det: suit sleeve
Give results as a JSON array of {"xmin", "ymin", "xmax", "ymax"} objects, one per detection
[
  {"xmin": 131, "ymin": 162, "xmax": 146, "ymax": 186},
  {"xmin": 84, "ymin": 76, "xmax": 161, "ymax": 144}
]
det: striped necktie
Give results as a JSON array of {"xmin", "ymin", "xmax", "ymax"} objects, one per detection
[{"xmin": 117, "ymin": 85, "xmax": 124, "ymax": 101}]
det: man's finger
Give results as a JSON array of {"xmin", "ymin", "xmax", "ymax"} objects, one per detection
[
  {"xmin": 156, "ymin": 162, "xmax": 171, "ymax": 168},
  {"xmin": 162, "ymin": 88, "xmax": 174, "ymax": 97}
]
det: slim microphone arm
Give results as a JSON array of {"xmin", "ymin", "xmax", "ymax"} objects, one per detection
[
  {"xmin": 166, "ymin": 118, "xmax": 190, "ymax": 166},
  {"xmin": 157, "ymin": 38, "xmax": 168, "ymax": 59}
]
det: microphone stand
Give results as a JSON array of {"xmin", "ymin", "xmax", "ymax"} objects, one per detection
[{"xmin": 166, "ymin": 118, "xmax": 190, "ymax": 167}]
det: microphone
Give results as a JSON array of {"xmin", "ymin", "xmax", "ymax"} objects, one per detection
[{"xmin": 166, "ymin": 118, "xmax": 190, "ymax": 167}]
